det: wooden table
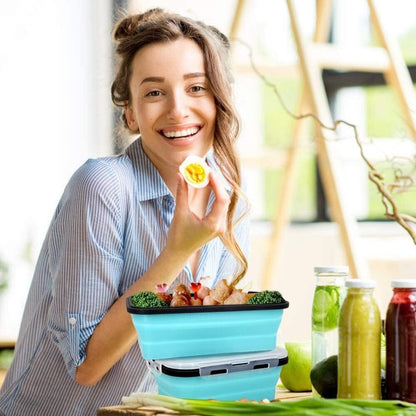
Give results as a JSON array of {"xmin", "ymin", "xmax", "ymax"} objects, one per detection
[{"xmin": 97, "ymin": 390, "xmax": 312, "ymax": 415}]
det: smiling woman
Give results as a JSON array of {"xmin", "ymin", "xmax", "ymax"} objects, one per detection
[{"xmin": 0, "ymin": 8, "xmax": 250, "ymax": 416}]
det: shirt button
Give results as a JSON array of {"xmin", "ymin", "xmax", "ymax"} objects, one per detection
[{"xmin": 68, "ymin": 317, "xmax": 77, "ymax": 325}]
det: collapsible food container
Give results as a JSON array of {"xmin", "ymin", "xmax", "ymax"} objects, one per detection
[
  {"xmin": 126, "ymin": 296, "xmax": 289, "ymax": 359},
  {"xmin": 147, "ymin": 347, "xmax": 288, "ymax": 401}
]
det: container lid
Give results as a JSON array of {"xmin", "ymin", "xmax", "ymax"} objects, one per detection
[
  {"xmin": 345, "ymin": 279, "xmax": 376, "ymax": 288},
  {"xmin": 147, "ymin": 347, "xmax": 288, "ymax": 377},
  {"xmin": 314, "ymin": 266, "xmax": 349, "ymax": 275},
  {"xmin": 391, "ymin": 279, "xmax": 416, "ymax": 288}
]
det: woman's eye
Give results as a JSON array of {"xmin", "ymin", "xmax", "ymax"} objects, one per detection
[
  {"xmin": 146, "ymin": 90, "xmax": 161, "ymax": 97},
  {"xmin": 190, "ymin": 85, "xmax": 205, "ymax": 93}
]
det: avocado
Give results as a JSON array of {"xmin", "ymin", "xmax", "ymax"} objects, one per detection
[{"xmin": 310, "ymin": 354, "xmax": 338, "ymax": 398}]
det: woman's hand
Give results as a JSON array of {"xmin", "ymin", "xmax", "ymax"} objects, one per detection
[{"xmin": 165, "ymin": 171, "xmax": 230, "ymax": 259}]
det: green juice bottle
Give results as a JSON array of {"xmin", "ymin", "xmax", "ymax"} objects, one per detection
[{"xmin": 338, "ymin": 279, "xmax": 381, "ymax": 399}]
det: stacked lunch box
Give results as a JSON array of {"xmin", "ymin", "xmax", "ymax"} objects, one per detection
[{"xmin": 127, "ymin": 295, "xmax": 289, "ymax": 401}]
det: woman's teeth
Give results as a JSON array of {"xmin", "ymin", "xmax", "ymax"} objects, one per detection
[{"xmin": 163, "ymin": 127, "xmax": 199, "ymax": 138}]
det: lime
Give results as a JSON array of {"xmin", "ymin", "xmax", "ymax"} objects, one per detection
[{"xmin": 312, "ymin": 286, "xmax": 342, "ymax": 332}]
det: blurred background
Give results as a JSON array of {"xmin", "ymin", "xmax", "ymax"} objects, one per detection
[{"xmin": 1, "ymin": 0, "xmax": 416, "ymax": 354}]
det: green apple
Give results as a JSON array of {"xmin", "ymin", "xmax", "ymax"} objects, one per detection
[{"xmin": 280, "ymin": 341, "xmax": 312, "ymax": 392}]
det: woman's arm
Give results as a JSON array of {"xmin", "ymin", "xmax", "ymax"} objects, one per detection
[{"xmin": 75, "ymin": 172, "xmax": 230, "ymax": 386}]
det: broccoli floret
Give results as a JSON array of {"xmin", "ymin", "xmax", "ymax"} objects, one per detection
[
  {"xmin": 130, "ymin": 291, "xmax": 168, "ymax": 308},
  {"xmin": 248, "ymin": 290, "xmax": 285, "ymax": 305}
]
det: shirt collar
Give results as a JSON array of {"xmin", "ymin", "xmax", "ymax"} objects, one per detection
[{"xmin": 125, "ymin": 137, "xmax": 172, "ymax": 201}]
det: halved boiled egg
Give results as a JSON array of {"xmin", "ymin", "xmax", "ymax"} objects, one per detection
[{"xmin": 179, "ymin": 155, "xmax": 210, "ymax": 188}]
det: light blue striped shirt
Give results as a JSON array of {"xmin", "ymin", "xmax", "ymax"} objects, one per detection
[{"xmin": 0, "ymin": 138, "xmax": 250, "ymax": 416}]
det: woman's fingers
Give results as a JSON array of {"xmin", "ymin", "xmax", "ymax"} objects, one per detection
[
  {"xmin": 174, "ymin": 173, "xmax": 189, "ymax": 213},
  {"xmin": 168, "ymin": 170, "xmax": 230, "ymax": 257}
]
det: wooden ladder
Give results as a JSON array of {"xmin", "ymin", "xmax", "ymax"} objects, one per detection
[{"xmin": 230, "ymin": 0, "xmax": 416, "ymax": 288}]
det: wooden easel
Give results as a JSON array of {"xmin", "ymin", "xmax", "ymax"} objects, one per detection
[{"xmin": 230, "ymin": 0, "xmax": 416, "ymax": 288}]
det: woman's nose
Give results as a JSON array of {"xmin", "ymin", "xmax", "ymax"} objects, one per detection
[{"xmin": 166, "ymin": 91, "xmax": 189, "ymax": 120}]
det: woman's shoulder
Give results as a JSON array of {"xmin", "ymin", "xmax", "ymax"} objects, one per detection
[{"xmin": 63, "ymin": 153, "xmax": 135, "ymax": 202}]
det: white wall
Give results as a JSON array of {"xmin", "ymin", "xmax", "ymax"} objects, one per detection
[{"xmin": 0, "ymin": 0, "xmax": 113, "ymax": 340}]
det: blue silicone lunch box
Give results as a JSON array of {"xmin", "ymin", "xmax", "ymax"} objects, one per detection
[
  {"xmin": 126, "ymin": 296, "xmax": 289, "ymax": 360},
  {"xmin": 147, "ymin": 347, "xmax": 288, "ymax": 401}
]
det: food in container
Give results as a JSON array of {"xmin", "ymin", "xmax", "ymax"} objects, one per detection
[
  {"xmin": 126, "ymin": 294, "xmax": 289, "ymax": 359},
  {"xmin": 147, "ymin": 347, "xmax": 288, "ymax": 401}
]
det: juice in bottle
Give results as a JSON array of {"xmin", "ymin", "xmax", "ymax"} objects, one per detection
[
  {"xmin": 338, "ymin": 279, "xmax": 381, "ymax": 399},
  {"xmin": 385, "ymin": 279, "xmax": 416, "ymax": 403}
]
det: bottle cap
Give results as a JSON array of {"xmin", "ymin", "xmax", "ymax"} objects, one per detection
[
  {"xmin": 391, "ymin": 279, "xmax": 416, "ymax": 288},
  {"xmin": 314, "ymin": 266, "xmax": 349, "ymax": 275},
  {"xmin": 345, "ymin": 279, "xmax": 376, "ymax": 288}
]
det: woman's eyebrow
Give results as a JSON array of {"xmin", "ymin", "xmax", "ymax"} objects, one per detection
[
  {"xmin": 184, "ymin": 72, "xmax": 206, "ymax": 79},
  {"xmin": 139, "ymin": 72, "xmax": 206, "ymax": 85},
  {"xmin": 140, "ymin": 76, "xmax": 164, "ymax": 85}
]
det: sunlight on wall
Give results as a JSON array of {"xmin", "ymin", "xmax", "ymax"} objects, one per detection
[{"xmin": 0, "ymin": 0, "xmax": 113, "ymax": 339}]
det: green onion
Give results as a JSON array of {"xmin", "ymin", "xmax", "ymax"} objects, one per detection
[{"xmin": 121, "ymin": 393, "xmax": 416, "ymax": 415}]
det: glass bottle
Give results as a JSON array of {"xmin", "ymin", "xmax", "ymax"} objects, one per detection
[
  {"xmin": 338, "ymin": 279, "xmax": 381, "ymax": 399},
  {"xmin": 385, "ymin": 279, "xmax": 416, "ymax": 403},
  {"xmin": 311, "ymin": 266, "xmax": 347, "ymax": 367}
]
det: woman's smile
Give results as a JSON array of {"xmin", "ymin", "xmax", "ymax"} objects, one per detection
[{"xmin": 159, "ymin": 124, "xmax": 201, "ymax": 140}]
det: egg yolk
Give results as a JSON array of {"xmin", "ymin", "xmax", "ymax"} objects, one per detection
[{"xmin": 184, "ymin": 163, "xmax": 207, "ymax": 184}]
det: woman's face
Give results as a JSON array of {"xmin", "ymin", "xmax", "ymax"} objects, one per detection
[{"xmin": 126, "ymin": 38, "xmax": 216, "ymax": 173}]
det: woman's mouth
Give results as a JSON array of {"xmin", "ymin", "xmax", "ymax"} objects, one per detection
[{"xmin": 160, "ymin": 126, "xmax": 200, "ymax": 139}]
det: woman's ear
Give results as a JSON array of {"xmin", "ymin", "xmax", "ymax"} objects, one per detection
[{"xmin": 124, "ymin": 103, "xmax": 139, "ymax": 131}]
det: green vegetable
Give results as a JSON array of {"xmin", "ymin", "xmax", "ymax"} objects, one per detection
[
  {"xmin": 130, "ymin": 291, "xmax": 167, "ymax": 308},
  {"xmin": 310, "ymin": 355, "xmax": 338, "ymax": 398},
  {"xmin": 312, "ymin": 285, "xmax": 343, "ymax": 332},
  {"xmin": 122, "ymin": 393, "xmax": 416, "ymax": 415},
  {"xmin": 248, "ymin": 290, "xmax": 285, "ymax": 305}
]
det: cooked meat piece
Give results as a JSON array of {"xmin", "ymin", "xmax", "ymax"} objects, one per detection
[
  {"xmin": 210, "ymin": 279, "xmax": 232, "ymax": 303},
  {"xmin": 202, "ymin": 295, "xmax": 220, "ymax": 305},
  {"xmin": 155, "ymin": 292, "xmax": 172, "ymax": 305},
  {"xmin": 170, "ymin": 294, "xmax": 190, "ymax": 307},
  {"xmin": 196, "ymin": 285, "xmax": 210, "ymax": 300},
  {"xmin": 172, "ymin": 284, "xmax": 191, "ymax": 300},
  {"xmin": 190, "ymin": 297, "xmax": 203, "ymax": 306},
  {"xmin": 224, "ymin": 289, "xmax": 249, "ymax": 305}
]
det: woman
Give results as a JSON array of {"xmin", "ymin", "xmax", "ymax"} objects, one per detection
[{"xmin": 0, "ymin": 8, "xmax": 249, "ymax": 415}]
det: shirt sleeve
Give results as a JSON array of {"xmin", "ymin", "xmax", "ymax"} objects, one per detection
[{"xmin": 46, "ymin": 159, "xmax": 124, "ymax": 379}]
